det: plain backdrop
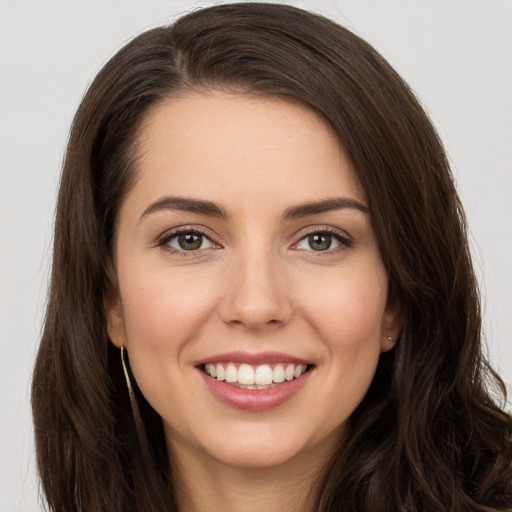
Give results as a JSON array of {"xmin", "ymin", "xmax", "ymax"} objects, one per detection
[{"xmin": 1, "ymin": 1, "xmax": 511, "ymax": 510}]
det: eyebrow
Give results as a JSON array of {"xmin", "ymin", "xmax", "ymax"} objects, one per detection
[
  {"xmin": 280, "ymin": 197, "xmax": 369, "ymax": 221},
  {"xmin": 138, "ymin": 195, "xmax": 368, "ymax": 223},
  {"xmin": 139, "ymin": 196, "xmax": 229, "ymax": 222}
]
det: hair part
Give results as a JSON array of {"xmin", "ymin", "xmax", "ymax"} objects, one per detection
[{"xmin": 32, "ymin": 3, "xmax": 512, "ymax": 511}]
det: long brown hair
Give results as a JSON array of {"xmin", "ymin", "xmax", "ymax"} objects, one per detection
[{"xmin": 32, "ymin": 3, "xmax": 512, "ymax": 511}]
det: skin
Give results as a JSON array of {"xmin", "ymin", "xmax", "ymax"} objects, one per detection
[{"xmin": 106, "ymin": 92, "xmax": 402, "ymax": 512}]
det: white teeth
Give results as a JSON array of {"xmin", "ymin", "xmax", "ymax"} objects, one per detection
[
  {"xmin": 238, "ymin": 364, "xmax": 255, "ymax": 385},
  {"xmin": 272, "ymin": 364, "xmax": 285, "ymax": 383},
  {"xmin": 204, "ymin": 362, "xmax": 309, "ymax": 385},
  {"xmin": 294, "ymin": 365, "xmax": 305, "ymax": 379},
  {"xmin": 225, "ymin": 363, "xmax": 237, "ymax": 383},
  {"xmin": 254, "ymin": 364, "xmax": 273, "ymax": 385}
]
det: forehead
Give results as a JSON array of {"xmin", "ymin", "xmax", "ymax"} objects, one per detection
[{"xmin": 126, "ymin": 92, "xmax": 365, "ymax": 215}]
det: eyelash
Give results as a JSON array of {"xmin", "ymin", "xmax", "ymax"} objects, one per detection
[
  {"xmin": 293, "ymin": 227, "xmax": 353, "ymax": 253},
  {"xmin": 157, "ymin": 228, "xmax": 219, "ymax": 255},
  {"xmin": 156, "ymin": 226, "xmax": 353, "ymax": 255}
]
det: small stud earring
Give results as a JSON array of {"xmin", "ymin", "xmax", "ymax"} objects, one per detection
[{"xmin": 387, "ymin": 336, "xmax": 394, "ymax": 342}]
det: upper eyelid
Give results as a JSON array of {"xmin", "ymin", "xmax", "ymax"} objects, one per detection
[
  {"xmin": 294, "ymin": 225, "xmax": 352, "ymax": 241},
  {"xmin": 157, "ymin": 225, "xmax": 219, "ymax": 243}
]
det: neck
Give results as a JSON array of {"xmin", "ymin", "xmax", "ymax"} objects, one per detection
[{"xmin": 168, "ymin": 437, "xmax": 332, "ymax": 512}]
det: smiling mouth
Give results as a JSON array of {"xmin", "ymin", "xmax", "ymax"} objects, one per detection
[{"xmin": 201, "ymin": 362, "xmax": 312, "ymax": 390}]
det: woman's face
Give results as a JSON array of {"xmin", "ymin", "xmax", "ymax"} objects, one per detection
[{"xmin": 107, "ymin": 93, "xmax": 401, "ymax": 472}]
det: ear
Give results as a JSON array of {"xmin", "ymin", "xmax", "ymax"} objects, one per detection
[
  {"xmin": 104, "ymin": 285, "xmax": 126, "ymax": 349},
  {"xmin": 380, "ymin": 301, "xmax": 403, "ymax": 353}
]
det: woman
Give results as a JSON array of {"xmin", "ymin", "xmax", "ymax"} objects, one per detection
[{"xmin": 32, "ymin": 3, "xmax": 512, "ymax": 511}]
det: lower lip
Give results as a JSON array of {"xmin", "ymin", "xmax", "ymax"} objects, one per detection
[{"xmin": 199, "ymin": 369, "xmax": 312, "ymax": 411}]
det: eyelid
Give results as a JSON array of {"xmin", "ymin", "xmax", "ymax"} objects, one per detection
[
  {"xmin": 290, "ymin": 226, "xmax": 353, "ymax": 251},
  {"xmin": 156, "ymin": 225, "xmax": 222, "ymax": 253},
  {"xmin": 154, "ymin": 224, "xmax": 352, "ymax": 255}
]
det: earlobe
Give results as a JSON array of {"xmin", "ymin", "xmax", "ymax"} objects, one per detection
[
  {"xmin": 381, "ymin": 334, "xmax": 397, "ymax": 353},
  {"xmin": 380, "ymin": 304, "xmax": 403, "ymax": 353},
  {"xmin": 104, "ymin": 286, "xmax": 126, "ymax": 349}
]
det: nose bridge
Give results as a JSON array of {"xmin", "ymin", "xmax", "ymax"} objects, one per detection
[{"xmin": 220, "ymin": 240, "xmax": 291, "ymax": 328}]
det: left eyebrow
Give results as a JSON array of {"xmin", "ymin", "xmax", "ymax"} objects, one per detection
[
  {"xmin": 138, "ymin": 196, "xmax": 229, "ymax": 223},
  {"xmin": 280, "ymin": 197, "xmax": 369, "ymax": 222}
]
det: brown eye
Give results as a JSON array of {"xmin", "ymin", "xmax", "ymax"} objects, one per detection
[
  {"xmin": 307, "ymin": 233, "xmax": 332, "ymax": 251},
  {"xmin": 164, "ymin": 231, "xmax": 215, "ymax": 252},
  {"xmin": 294, "ymin": 230, "xmax": 350, "ymax": 253},
  {"xmin": 178, "ymin": 233, "xmax": 203, "ymax": 250}
]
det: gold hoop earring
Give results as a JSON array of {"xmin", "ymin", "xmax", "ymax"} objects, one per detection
[
  {"xmin": 121, "ymin": 345, "xmax": 136, "ymax": 402},
  {"xmin": 120, "ymin": 346, "xmax": 151, "ymax": 460}
]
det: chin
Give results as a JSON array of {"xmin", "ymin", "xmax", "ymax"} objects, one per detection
[{"xmin": 168, "ymin": 417, "xmax": 345, "ymax": 473}]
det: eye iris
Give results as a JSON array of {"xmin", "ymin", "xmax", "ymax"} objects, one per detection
[
  {"xmin": 308, "ymin": 233, "xmax": 331, "ymax": 251},
  {"xmin": 178, "ymin": 233, "xmax": 202, "ymax": 250}
]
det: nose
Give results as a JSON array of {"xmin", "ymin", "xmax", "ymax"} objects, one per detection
[{"xmin": 218, "ymin": 247, "xmax": 293, "ymax": 329}]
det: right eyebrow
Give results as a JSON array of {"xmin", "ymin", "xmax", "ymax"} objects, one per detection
[
  {"xmin": 280, "ymin": 197, "xmax": 369, "ymax": 222},
  {"xmin": 138, "ymin": 196, "xmax": 229, "ymax": 224}
]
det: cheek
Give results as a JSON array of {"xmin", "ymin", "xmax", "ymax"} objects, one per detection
[
  {"xmin": 118, "ymin": 263, "xmax": 219, "ymax": 353},
  {"xmin": 297, "ymin": 263, "xmax": 388, "ymax": 346},
  {"xmin": 117, "ymin": 264, "xmax": 221, "ymax": 417}
]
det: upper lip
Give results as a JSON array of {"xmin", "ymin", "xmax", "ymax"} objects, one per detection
[{"xmin": 194, "ymin": 351, "xmax": 312, "ymax": 367}]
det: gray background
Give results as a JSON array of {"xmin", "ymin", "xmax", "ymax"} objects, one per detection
[{"xmin": 1, "ymin": 1, "xmax": 511, "ymax": 510}]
